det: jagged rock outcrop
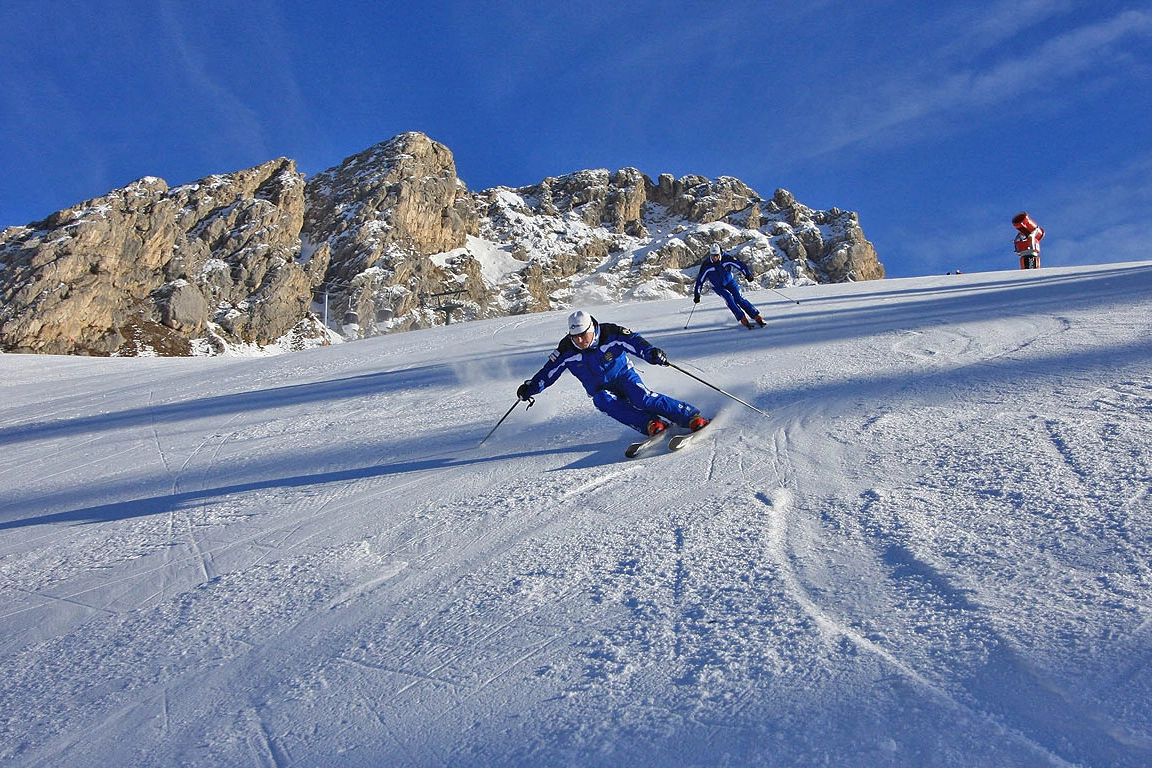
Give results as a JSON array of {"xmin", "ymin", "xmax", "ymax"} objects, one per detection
[
  {"xmin": 0, "ymin": 131, "xmax": 882, "ymax": 355},
  {"xmin": 763, "ymin": 188, "xmax": 884, "ymax": 283},
  {"xmin": 302, "ymin": 132, "xmax": 480, "ymax": 335},
  {"xmin": 0, "ymin": 159, "xmax": 328, "ymax": 355},
  {"xmin": 426, "ymin": 168, "xmax": 883, "ymax": 323}
]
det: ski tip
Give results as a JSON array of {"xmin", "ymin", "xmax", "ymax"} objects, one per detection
[
  {"xmin": 625, "ymin": 430, "xmax": 669, "ymax": 458},
  {"xmin": 668, "ymin": 419, "xmax": 713, "ymax": 451}
]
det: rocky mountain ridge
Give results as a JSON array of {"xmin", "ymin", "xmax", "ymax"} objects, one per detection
[{"xmin": 0, "ymin": 132, "xmax": 883, "ymax": 356}]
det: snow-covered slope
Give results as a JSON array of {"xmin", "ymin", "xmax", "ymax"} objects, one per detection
[{"xmin": 2, "ymin": 263, "xmax": 1151, "ymax": 767}]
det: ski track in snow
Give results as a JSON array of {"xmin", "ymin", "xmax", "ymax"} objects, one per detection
[{"xmin": 1, "ymin": 263, "xmax": 1151, "ymax": 766}]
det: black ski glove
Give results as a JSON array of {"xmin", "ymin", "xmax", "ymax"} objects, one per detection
[
  {"xmin": 693, "ymin": 295, "xmax": 700, "ymax": 304},
  {"xmin": 650, "ymin": 348, "xmax": 668, "ymax": 366},
  {"xmin": 516, "ymin": 381, "xmax": 532, "ymax": 401}
]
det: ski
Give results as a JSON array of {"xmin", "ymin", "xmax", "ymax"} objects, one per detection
[
  {"xmin": 627, "ymin": 417, "xmax": 712, "ymax": 457},
  {"xmin": 625, "ymin": 430, "xmax": 668, "ymax": 458},
  {"xmin": 668, "ymin": 421, "xmax": 710, "ymax": 451}
]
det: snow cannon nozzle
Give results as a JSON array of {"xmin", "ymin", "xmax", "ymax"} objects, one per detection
[{"xmin": 1012, "ymin": 212, "xmax": 1040, "ymax": 234}]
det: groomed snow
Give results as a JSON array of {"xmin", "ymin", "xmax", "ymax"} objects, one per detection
[{"xmin": 1, "ymin": 262, "xmax": 1150, "ymax": 767}]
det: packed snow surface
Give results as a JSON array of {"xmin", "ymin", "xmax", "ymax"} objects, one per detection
[{"xmin": 1, "ymin": 262, "xmax": 1150, "ymax": 767}]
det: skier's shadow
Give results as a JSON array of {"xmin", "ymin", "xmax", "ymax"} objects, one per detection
[
  {"xmin": 545, "ymin": 442, "xmax": 629, "ymax": 470},
  {"xmin": 0, "ymin": 440, "xmax": 623, "ymax": 530}
]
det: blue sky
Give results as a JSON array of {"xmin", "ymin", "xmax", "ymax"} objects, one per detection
[{"xmin": 3, "ymin": 1, "xmax": 1150, "ymax": 277}]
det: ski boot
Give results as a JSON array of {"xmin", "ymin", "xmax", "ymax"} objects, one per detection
[{"xmin": 646, "ymin": 418, "xmax": 669, "ymax": 437}]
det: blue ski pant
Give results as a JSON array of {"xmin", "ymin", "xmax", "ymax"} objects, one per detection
[
  {"xmin": 590, "ymin": 368, "xmax": 699, "ymax": 434},
  {"xmin": 715, "ymin": 285, "xmax": 759, "ymax": 322}
]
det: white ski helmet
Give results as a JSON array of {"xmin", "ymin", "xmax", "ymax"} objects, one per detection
[
  {"xmin": 709, "ymin": 243, "xmax": 721, "ymax": 256},
  {"xmin": 568, "ymin": 310, "xmax": 593, "ymax": 336}
]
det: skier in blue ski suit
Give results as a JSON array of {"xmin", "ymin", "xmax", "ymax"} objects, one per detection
[
  {"xmin": 517, "ymin": 311, "xmax": 708, "ymax": 436},
  {"xmin": 694, "ymin": 244, "xmax": 764, "ymax": 328}
]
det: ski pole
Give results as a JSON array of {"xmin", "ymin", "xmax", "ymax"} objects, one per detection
[
  {"xmin": 666, "ymin": 361, "xmax": 770, "ymax": 418},
  {"xmin": 479, "ymin": 396, "xmax": 534, "ymax": 445},
  {"xmin": 684, "ymin": 300, "xmax": 698, "ymax": 330},
  {"xmin": 768, "ymin": 286, "xmax": 800, "ymax": 305}
]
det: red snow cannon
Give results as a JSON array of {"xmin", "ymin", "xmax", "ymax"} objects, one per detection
[{"xmin": 1013, "ymin": 212, "xmax": 1043, "ymax": 269}]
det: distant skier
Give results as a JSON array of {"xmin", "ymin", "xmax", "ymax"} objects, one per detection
[
  {"xmin": 1013, "ymin": 212, "xmax": 1044, "ymax": 269},
  {"xmin": 694, "ymin": 244, "xmax": 765, "ymax": 328},
  {"xmin": 516, "ymin": 311, "xmax": 709, "ymax": 437}
]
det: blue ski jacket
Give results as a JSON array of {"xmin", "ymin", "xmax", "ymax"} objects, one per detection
[
  {"xmin": 523, "ymin": 320, "xmax": 663, "ymax": 397},
  {"xmin": 694, "ymin": 255, "xmax": 753, "ymax": 300}
]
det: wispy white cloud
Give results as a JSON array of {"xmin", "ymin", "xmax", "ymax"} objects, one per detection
[
  {"xmin": 155, "ymin": 0, "xmax": 268, "ymax": 162},
  {"xmin": 805, "ymin": 9, "xmax": 1152, "ymax": 158},
  {"xmin": 1041, "ymin": 152, "xmax": 1152, "ymax": 266},
  {"xmin": 938, "ymin": 0, "xmax": 1075, "ymax": 57},
  {"xmin": 894, "ymin": 149, "xmax": 1152, "ymax": 275},
  {"xmin": 153, "ymin": 0, "xmax": 308, "ymax": 169}
]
